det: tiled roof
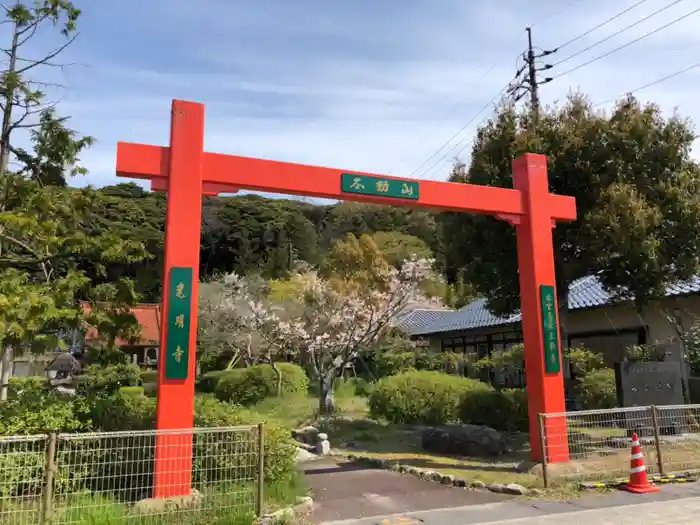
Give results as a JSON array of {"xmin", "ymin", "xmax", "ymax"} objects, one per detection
[
  {"xmin": 396, "ymin": 308, "xmax": 453, "ymax": 335},
  {"xmin": 412, "ymin": 275, "xmax": 700, "ymax": 336},
  {"xmin": 81, "ymin": 302, "xmax": 161, "ymax": 346}
]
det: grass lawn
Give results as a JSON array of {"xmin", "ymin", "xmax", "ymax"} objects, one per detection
[
  {"xmin": 2, "ymin": 473, "xmax": 309, "ymax": 525},
  {"xmin": 248, "ymin": 390, "xmax": 700, "ymax": 499},
  {"xmin": 250, "ymin": 393, "xmax": 369, "ymax": 429},
  {"xmin": 318, "ymin": 417, "xmax": 548, "ymax": 486},
  {"xmin": 317, "ymin": 415, "xmax": 700, "ymax": 497}
]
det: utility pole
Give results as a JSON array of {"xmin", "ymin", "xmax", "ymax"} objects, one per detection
[
  {"xmin": 507, "ymin": 27, "xmax": 554, "ymax": 121},
  {"xmin": 526, "ymin": 27, "xmax": 540, "ymax": 119}
]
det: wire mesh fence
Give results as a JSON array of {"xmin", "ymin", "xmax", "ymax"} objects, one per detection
[
  {"xmin": 0, "ymin": 425, "xmax": 263, "ymax": 525},
  {"xmin": 540, "ymin": 404, "xmax": 700, "ymax": 486}
]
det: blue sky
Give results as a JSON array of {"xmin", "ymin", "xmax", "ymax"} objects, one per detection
[{"xmin": 13, "ymin": 0, "xmax": 700, "ymax": 192}]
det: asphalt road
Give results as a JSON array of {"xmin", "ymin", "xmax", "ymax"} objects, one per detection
[
  {"xmin": 315, "ymin": 478, "xmax": 700, "ymax": 525},
  {"xmin": 303, "ymin": 458, "xmax": 513, "ymax": 524}
]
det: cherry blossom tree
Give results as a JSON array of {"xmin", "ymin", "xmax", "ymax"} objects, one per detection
[
  {"xmin": 198, "ymin": 274, "xmax": 292, "ymax": 394},
  {"xmin": 238, "ymin": 257, "xmax": 436, "ymax": 414}
]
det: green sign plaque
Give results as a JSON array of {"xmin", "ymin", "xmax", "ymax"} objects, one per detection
[
  {"xmin": 164, "ymin": 266, "xmax": 193, "ymax": 380},
  {"xmin": 341, "ymin": 173, "xmax": 420, "ymax": 200},
  {"xmin": 539, "ymin": 284, "xmax": 561, "ymax": 374}
]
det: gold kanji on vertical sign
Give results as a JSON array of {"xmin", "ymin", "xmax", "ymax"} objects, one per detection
[
  {"xmin": 539, "ymin": 284, "xmax": 561, "ymax": 373},
  {"xmin": 165, "ymin": 266, "xmax": 193, "ymax": 380}
]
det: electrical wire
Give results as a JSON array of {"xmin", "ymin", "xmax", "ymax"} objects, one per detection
[
  {"xmin": 593, "ymin": 61, "xmax": 700, "ymax": 107},
  {"xmin": 551, "ymin": 0, "xmax": 684, "ymax": 67},
  {"xmin": 551, "ymin": 6, "xmax": 700, "ymax": 80},
  {"xmin": 406, "ymin": 31, "xmax": 527, "ymax": 179},
  {"xmin": 530, "ymin": 0, "xmax": 587, "ymax": 29},
  {"xmin": 552, "ymin": 0, "xmax": 651, "ymax": 52},
  {"xmin": 406, "ymin": 1, "xmax": 588, "ymax": 180},
  {"xmin": 415, "ymin": 80, "xmax": 514, "ymax": 180}
]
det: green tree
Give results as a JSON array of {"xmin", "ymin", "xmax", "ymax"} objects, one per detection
[
  {"xmin": 315, "ymin": 202, "xmax": 437, "ymax": 251},
  {"xmin": 439, "ymin": 94, "xmax": 700, "ymax": 316},
  {"xmin": 0, "ymin": 1, "xmax": 86, "ymax": 184},
  {"xmin": 371, "ymin": 231, "xmax": 433, "ymax": 267},
  {"xmin": 0, "ymin": 177, "xmax": 148, "ymax": 399},
  {"xmin": 86, "ymin": 185, "xmax": 165, "ymax": 301},
  {"xmin": 0, "ymin": 2, "xmax": 149, "ymax": 400},
  {"xmin": 322, "ymin": 233, "xmax": 391, "ymax": 288}
]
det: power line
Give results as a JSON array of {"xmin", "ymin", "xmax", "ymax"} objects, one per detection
[
  {"xmin": 593, "ymin": 61, "xmax": 700, "ymax": 107},
  {"xmin": 552, "ymin": 6, "xmax": 700, "ymax": 80},
  {"xmin": 405, "ymin": 31, "xmax": 528, "ymax": 179},
  {"xmin": 552, "ymin": 0, "xmax": 651, "ymax": 52},
  {"xmin": 551, "ymin": 0, "xmax": 684, "ymax": 67},
  {"xmin": 414, "ymin": 79, "xmax": 514, "ymax": 180},
  {"xmin": 406, "ymin": 2, "xmax": 587, "ymax": 180},
  {"xmin": 531, "ymin": 0, "xmax": 587, "ymax": 29}
]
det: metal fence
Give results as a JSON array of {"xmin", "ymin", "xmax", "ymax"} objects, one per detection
[
  {"xmin": 0, "ymin": 425, "xmax": 264, "ymax": 525},
  {"xmin": 540, "ymin": 404, "xmax": 700, "ymax": 486}
]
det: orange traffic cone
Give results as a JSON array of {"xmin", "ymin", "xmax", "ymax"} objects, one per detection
[{"xmin": 621, "ymin": 432, "xmax": 659, "ymax": 494}]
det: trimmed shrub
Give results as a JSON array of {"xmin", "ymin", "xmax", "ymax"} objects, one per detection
[
  {"xmin": 77, "ymin": 364, "xmax": 141, "ymax": 397},
  {"xmin": 139, "ymin": 369, "xmax": 158, "ymax": 384},
  {"xmin": 459, "ymin": 387, "xmax": 529, "ymax": 432},
  {"xmin": 215, "ymin": 363, "xmax": 308, "ymax": 405},
  {"xmin": 119, "ymin": 386, "xmax": 145, "ymax": 398},
  {"xmin": 578, "ymin": 368, "xmax": 617, "ymax": 409},
  {"xmin": 351, "ymin": 377, "xmax": 374, "ymax": 397},
  {"xmin": 78, "ymin": 392, "xmax": 296, "ymax": 500},
  {"xmin": 194, "ymin": 396, "xmax": 296, "ymax": 483},
  {"xmin": 197, "ymin": 369, "xmax": 229, "ymax": 393},
  {"xmin": 0, "ymin": 380, "xmax": 94, "ymax": 499},
  {"xmin": 369, "ymin": 370, "xmax": 487, "ymax": 424},
  {"xmin": 142, "ymin": 382, "xmax": 158, "ymax": 398},
  {"xmin": 91, "ymin": 391, "xmax": 157, "ymax": 431},
  {"xmin": 1, "ymin": 378, "xmax": 297, "ymax": 500},
  {"xmin": 332, "ymin": 377, "xmax": 374, "ymax": 398},
  {"xmin": 0, "ymin": 380, "xmax": 92, "ymax": 435},
  {"xmin": 8, "ymin": 376, "xmax": 46, "ymax": 396}
]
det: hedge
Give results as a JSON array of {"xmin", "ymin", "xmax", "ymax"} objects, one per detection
[
  {"xmin": 197, "ymin": 370, "xmax": 230, "ymax": 393},
  {"xmin": 139, "ymin": 369, "xmax": 158, "ymax": 384},
  {"xmin": 369, "ymin": 370, "xmax": 487, "ymax": 424},
  {"xmin": 214, "ymin": 363, "xmax": 308, "ymax": 405},
  {"xmin": 77, "ymin": 364, "xmax": 141, "ymax": 397},
  {"xmin": 0, "ymin": 384, "xmax": 297, "ymax": 500},
  {"xmin": 577, "ymin": 368, "xmax": 617, "ymax": 409},
  {"xmin": 459, "ymin": 387, "xmax": 529, "ymax": 432}
]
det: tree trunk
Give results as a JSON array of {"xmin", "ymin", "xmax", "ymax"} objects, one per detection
[
  {"xmin": 318, "ymin": 373, "xmax": 336, "ymax": 415},
  {"xmin": 271, "ymin": 361, "xmax": 283, "ymax": 397},
  {"xmin": 0, "ymin": 344, "xmax": 13, "ymax": 402},
  {"xmin": 0, "ymin": 27, "xmax": 19, "ymax": 177}
]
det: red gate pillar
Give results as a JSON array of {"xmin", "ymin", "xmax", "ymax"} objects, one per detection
[
  {"xmin": 153, "ymin": 100, "xmax": 205, "ymax": 497},
  {"xmin": 512, "ymin": 154, "xmax": 569, "ymax": 463}
]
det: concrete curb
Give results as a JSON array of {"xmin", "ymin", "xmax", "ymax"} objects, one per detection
[{"xmin": 339, "ymin": 453, "xmax": 541, "ymax": 497}]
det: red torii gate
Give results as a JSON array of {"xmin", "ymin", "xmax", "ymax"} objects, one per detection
[{"xmin": 116, "ymin": 99, "xmax": 575, "ymax": 498}]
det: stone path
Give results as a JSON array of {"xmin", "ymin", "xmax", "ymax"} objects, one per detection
[
  {"xmin": 302, "ymin": 458, "xmax": 513, "ymax": 524},
  {"xmin": 318, "ymin": 479, "xmax": 700, "ymax": 525}
]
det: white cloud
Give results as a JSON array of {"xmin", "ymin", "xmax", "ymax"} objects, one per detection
[{"xmin": 23, "ymin": 0, "xmax": 700, "ymax": 191}]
